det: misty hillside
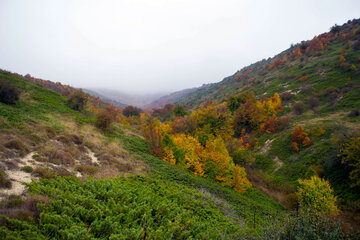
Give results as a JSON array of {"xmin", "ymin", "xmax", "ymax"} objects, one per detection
[{"xmin": 0, "ymin": 16, "xmax": 360, "ymax": 240}]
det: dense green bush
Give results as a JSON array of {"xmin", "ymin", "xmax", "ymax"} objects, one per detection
[
  {"xmin": 95, "ymin": 109, "xmax": 113, "ymax": 132},
  {"xmin": 292, "ymin": 102, "xmax": 306, "ymax": 115},
  {"xmin": 0, "ymin": 80, "xmax": 20, "ymax": 105},
  {"xmin": 122, "ymin": 105, "xmax": 141, "ymax": 117}
]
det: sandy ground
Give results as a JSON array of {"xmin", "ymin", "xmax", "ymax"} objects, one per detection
[
  {"xmin": 0, "ymin": 153, "xmax": 37, "ymax": 200},
  {"xmin": 1, "ymin": 148, "xmax": 100, "ymax": 200}
]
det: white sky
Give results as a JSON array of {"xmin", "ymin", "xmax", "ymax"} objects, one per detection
[{"xmin": 0, "ymin": 0, "xmax": 359, "ymax": 94}]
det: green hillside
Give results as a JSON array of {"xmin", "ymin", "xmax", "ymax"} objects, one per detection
[{"xmin": 0, "ymin": 70, "xmax": 285, "ymax": 238}]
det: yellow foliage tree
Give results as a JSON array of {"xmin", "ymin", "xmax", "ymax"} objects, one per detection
[
  {"xmin": 232, "ymin": 165, "xmax": 252, "ymax": 193},
  {"xmin": 162, "ymin": 147, "xmax": 176, "ymax": 165},
  {"xmin": 256, "ymin": 93, "xmax": 282, "ymax": 115},
  {"xmin": 172, "ymin": 134, "xmax": 205, "ymax": 176},
  {"xmin": 202, "ymin": 137, "xmax": 233, "ymax": 182},
  {"xmin": 192, "ymin": 102, "xmax": 234, "ymax": 140},
  {"xmin": 297, "ymin": 176, "xmax": 339, "ymax": 215}
]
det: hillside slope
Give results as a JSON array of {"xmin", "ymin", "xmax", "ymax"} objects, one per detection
[
  {"xmin": 178, "ymin": 19, "xmax": 360, "ymax": 112},
  {"xmin": 173, "ymin": 19, "xmax": 360, "ymax": 215},
  {"xmin": 144, "ymin": 19, "xmax": 360, "ymax": 226},
  {"xmin": 0, "ymin": 70, "xmax": 284, "ymax": 238}
]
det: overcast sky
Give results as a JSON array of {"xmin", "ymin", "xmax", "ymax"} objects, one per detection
[{"xmin": 0, "ymin": 0, "xmax": 359, "ymax": 94}]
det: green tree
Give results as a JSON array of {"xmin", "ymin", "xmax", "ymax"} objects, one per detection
[
  {"xmin": 173, "ymin": 104, "xmax": 188, "ymax": 117},
  {"xmin": 68, "ymin": 90, "xmax": 88, "ymax": 112}
]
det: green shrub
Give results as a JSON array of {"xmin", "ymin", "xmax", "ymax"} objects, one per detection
[
  {"xmin": 95, "ymin": 110, "xmax": 113, "ymax": 132},
  {"xmin": 254, "ymin": 154, "xmax": 275, "ymax": 172},
  {"xmin": 0, "ymin": 80, "xmax": 20, "ymax": 105},
  {"xmin": 122, "ymin": 105, "xmax": 141, "ymax": 117},
  {"xmin": 231, "ymin": 149, "xmax": 256, "ymax": 167},
  {"xmin": 0, "ymin": 176, "xmax": 247, "ymax": 239},
  {"xmin": 310, "ymin": 127, "xmax": 326, "ymax": 137},
  {"xmin": 292, "ymin": 102, "xmax": 306, "ymax": 115},
  {"xmin": 3, "ymin": 138, "xmax": 30, "ymax": 156},
  {"xmin": 21, "ymin": 166, "xmax": 33, "ymax": 173},
  {"xmin": 68, "ymin": 90, "xmax": 88, "ymax": 112},
  {"xmin": 75, "ymin": 164, "xmax": 98, "ymax": 175},
  {"xmin": 0, "ymin": 170, "xmax": 11, "ymax": 189}
]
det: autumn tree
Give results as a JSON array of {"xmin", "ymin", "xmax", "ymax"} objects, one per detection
[
  {"xmin": 292, "ymin": 142, "xmax": 299, "ymax": 152},
  {"xmin": 143, "ymin": 117, "xmax": 162, "ymax": 157},
  {"xmin": 232, "ymin": 165, "xmax": 252, "ymax": 193},
  {"xmin": 310, "ymin": 127, "xmax": 326, "ymax": 137},
  {"xmin": 256, "ymin": 93, "xmax": 282, "ymax": 115},
  {"xmin": 340, "ymin": 137, "xmax": 360, "ymax": 188},
  {"xmin": 297, "ymin": 176, "xmax": 339, "ymax": 215},
  {"xmin": 202, "ymin": 137, "xmax": 233, "ymax": 183},
  {"xmin": 192, "ymin": 102, "xmax": 234, "ymax": 140},
  {"xmin": 227, "ymin": 91, "xmax": 255, "ymax": 112},
  {"xmin": 172, "ymin": 134, "xmax": 205, "ymax": 176},
  {"xmin": 234, "ymin": 100, "xmax": 263, "ymax": 135},
  {"xmin": 292, "ymin": 126, "xmax": 312, "ymax": 150},
  {"xmin": 171, "ymin": 116, "xmax": 196, "ymax": 134},
  {"xmin": 260, "ymin": 115, "xmax": 279, "ymax": 133}
]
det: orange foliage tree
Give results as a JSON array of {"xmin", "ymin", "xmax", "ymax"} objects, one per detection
[
  {"xmin": 260, "ymin": 115, "xmax": 279, "ymax": 134},
  {"xmin": 291, "ymin": 126, "xmax": 312, "ymax": 150},
  {"xmin": 143, "ymin": 117, "xmax": 163, "ymax": 157}
]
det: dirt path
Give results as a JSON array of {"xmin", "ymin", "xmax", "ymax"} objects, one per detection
[
  {"xmin": 273, "ymin": 156, "xmax": 283, "ymax": 171},
  {"xmin": 259, "ymin": 139, "xmax": 274, "ymax": 155}
]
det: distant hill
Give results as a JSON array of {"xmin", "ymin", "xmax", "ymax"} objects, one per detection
[
  {"xmin": 83, "ymin": 88, "xmax": 127, "ymax": 107},
  {"xmin": 20, "ymin": 73, "xmax": 124, "ymax": 111},
  {"xmin": 144, "ymin": 87, "xmax": 199, "ymax": 110},
  {"xmin": 89, "ymin": 88, "xmax": 168, "ymax": 108}
]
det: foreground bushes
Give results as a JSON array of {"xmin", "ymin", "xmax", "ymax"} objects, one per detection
[{"xmin": 0, "ymin": 176, "xmax": 244, "ymax": 239}]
